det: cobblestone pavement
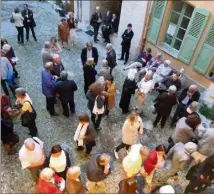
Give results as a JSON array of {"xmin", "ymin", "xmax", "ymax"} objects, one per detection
[{"xmin": 1, "ymin": 2, "xmax": 187, "ymax": 193}]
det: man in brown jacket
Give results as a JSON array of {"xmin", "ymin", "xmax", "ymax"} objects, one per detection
[{"xmin": 58, "ymin": 18, "xmax": 69, "ymax": 48}]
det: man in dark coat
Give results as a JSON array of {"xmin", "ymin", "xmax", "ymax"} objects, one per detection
[
  {"xmin": 83, "ymin": 58, "xmax": 97, "ymax": 94},
  {"xmin": 22, "ymin": 4, "xmax": 37, "ymax": 42},
  {"xmin": 111, "ymin": 14, "xmax": 119, "ymax": 34},
  {"xmin": 170, "ymin": 84, "xmax": 200, "ymax": 127},
  {"xmin": 53, "ymin": 71, "xmax": 77, "ymax": 117},
  {"xmin": 90, "ymin": 6, "xmax": 102, "ymax": 43},
  {"xmin": 87, "ymin": 153, "xmax": 111, "ymax": 193},
  {"xmin": 102, "ymin": 11, "xmax": 112, "ymax": 43},
  {"xmin": 155, "ymin": 71, "xmax": 182, "ymax": 93},
  {"xmin": 119, "ymin": 23, "xmax": 134, "ymax": 64},
  {"xmin": 81, "ymin": 42, "xmax": 98, "ymax": 67},
  {"xmin": 106, "ymin": 43, "xmax": 117, "ymax": 75},
  {"xmin": 153, "ymin": 85, "xmax": 177, "ymax": 128}
]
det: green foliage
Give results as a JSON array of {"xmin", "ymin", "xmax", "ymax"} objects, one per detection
[{"xmin": 199, "ymin": 104, "xmax": 214, "ymax": 120}]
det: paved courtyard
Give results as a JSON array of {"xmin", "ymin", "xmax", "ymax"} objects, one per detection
[{"xmin": 1, "ymin": 1, "xmax": 187, "ymax": 193}]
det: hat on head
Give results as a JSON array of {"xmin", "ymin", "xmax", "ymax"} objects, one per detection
[
  {"xmin": 96, "ymin": 6, "xmax": 100, "ymax": 10},
  {"xmin": 185, "ymin": 142, "xmax": 197, "ymax": 153},
  {"xmin": 164, "ymin": 60, "xmax": 171, "ymax": 65},
  {"xmin": 159, "ymin": 185, "xmax": 175, "ymax": 193}
]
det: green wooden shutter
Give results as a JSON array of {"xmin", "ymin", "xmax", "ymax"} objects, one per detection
[
  {"xmin": 147, "ymin": 1, "xmax": 167, "ymax": 44},
  {"xmin": 178, "ymin": 8, "xmax": 210, "ymax": 64},
  {"xmin": 194, "ymin": 21, "xmax": 214, "ymax": 74}
]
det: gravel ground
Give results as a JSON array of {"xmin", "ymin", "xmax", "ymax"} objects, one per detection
[{"xmin": 1, "ymin": 1, "xmax": 188, "ymax": 193}]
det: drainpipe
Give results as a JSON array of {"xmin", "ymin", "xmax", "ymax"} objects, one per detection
[{"xmin": 140, "ymin": 0, "xmax": 154, "ymax": 51}]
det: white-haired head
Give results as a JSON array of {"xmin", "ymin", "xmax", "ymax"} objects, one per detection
[
  {"xmin": 189, "ymin": 85, "xmax": 197, "ymax": 92},
  {"xmin": 156, "ymin": 52, "xmax": 162, "ymax": 58},
  {"xmin": 164, "ymin": 60, "xmax": 171, "ymax": 66},
  {"xmin": 24, "ymin": 138, "xmax": 35, "ymax": 151},
  {"xmin": 106, "ymin": 43, "xmax": 113, "ymax": 51},
  {"xmin": 53, "ymin": 54, "xmax": 60, "ymax": 63},
  {"xmin": 188, "ymin": 101, "xmax": 199, "ymax": 113},
  {"xmin": 96, "ymin": 6, "xmax": 100, "ymax": 10},
  {"xmin": 145, "ymin": 70, "xmax": 153, "ymax": 80},
  {"xmin": 159, "ymin": 185, "xmax": 175, "ymax": 193},
  {"xmin": 2, "ymin": 44, "xmax": 11, "ymax": 53},
  {"xmin": 168, "ymin": 85, "xmax": 177, "ymax": 94},
  {"xmin": 127, "ymin": 69, "xmax": 137, "ymax": 81},
  {"xmin": 40, "ymin": 168, "xmax": 55, "ymax": 181},
  {"xmin": 101, "ymin": 59, "xmax": 108, "ymax": 67},
  {"xmin": 185, "ymin": 142, "xmax": 197, "ymax": 154}
]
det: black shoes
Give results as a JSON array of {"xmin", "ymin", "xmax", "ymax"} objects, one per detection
[
  {"xmin": 50, "ymin": 112, "xmax": 59, "ymax": 116},
  {"xmin": 118, "ymin": 58, "xmax": 124, "ymax": 61}
]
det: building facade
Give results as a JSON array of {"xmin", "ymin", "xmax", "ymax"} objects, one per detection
[
  {"xmin": 75, "ymin": 0, "xmax": 214, "ymax": 88},
  {"xmin": 144, "ymin": 1, "xmax": 214, "ymax": 88}
]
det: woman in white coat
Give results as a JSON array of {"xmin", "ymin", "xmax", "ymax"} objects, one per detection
[
  {"xmin": 114, "ymin": 111, "xmax": 143, "ymax": 159},
  {"xmin": 12, "ymin": 8, "xmax": 24, "ymax": 44}
]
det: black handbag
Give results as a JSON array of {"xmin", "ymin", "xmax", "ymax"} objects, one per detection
[
  {"xmin": 21, "ymin": 101, "xmax": 37, "ymax": 127},
  {"xmin": 10, "ymin": 15, "xmax": 15, "ymax": 23}
]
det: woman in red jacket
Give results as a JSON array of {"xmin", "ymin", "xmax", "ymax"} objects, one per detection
[
  {"xmin": 37, "ymin": 168, "xmax": 65, "ymax": 193},
  {"xmin": 140, "ymin": 145, "xmax": 165, "ymax": 193}
]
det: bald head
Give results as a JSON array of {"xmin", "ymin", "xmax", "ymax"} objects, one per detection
[
  {"xmin": 24, "ymin": 138, "xmax": 35, "ymax": 151},
  {"xmin": 45, "ymin": 62, "xmax": 53, "ymax": 71}
]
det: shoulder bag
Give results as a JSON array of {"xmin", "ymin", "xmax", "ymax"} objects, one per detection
[
  {"xmin": 21, "ymin": 101, "xmax": 37, "ymax": 127},
  {"xmin": 10, "ymin": 15, "xmax": 15, "ymax": 23}
]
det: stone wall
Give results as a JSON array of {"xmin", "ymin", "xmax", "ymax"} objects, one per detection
[{"xmin": 111, "ymin": 1, "xmax": 148, "ymax": 60}]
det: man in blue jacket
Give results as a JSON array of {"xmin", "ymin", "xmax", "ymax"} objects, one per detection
[{"xmin": 41, "ymin": 62, "xmax": 58, "ymax": 116}]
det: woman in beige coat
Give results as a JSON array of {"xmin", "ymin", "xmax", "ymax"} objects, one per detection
[
  {"xmin": 114, "ymin": 111, "xmax": 143, "ymax": 159},
  {"xmin": 66, "ymin": 166, "xmax": 85, "ymax": 194}
]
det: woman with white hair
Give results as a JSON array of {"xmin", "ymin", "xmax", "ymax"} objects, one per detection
[
  {"xmin": 51, "ymin": 54, "xmax": 64, "ymax": 77},
  {"xmin": 66, "ymin": 166, "xmax": 85, "ymax": 193},
  {"xmin": 119, "ymin": 69, "xmax": 138, "ymax": 114},
  {"xmin": 153, "ymin": 85, "xmax": 177, "ymax": 128},
  {"xmin": 37, "ymin": 167, "xmax": 65, "ymax": 193},
  {"xmin": 98, "ymin": 59, "xmax": 110, "ymax": 79},
  {"xmin": 67, "ymin": 12, "xmax": 78, "ymax": 47}
]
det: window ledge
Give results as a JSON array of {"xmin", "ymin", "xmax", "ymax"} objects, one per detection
[{"xmin": 157, "ymin": 42, "xmax": 179, "ymax": 59}]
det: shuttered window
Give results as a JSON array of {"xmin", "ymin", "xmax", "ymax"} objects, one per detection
[
  {"xmin": 194, "ymin": 21, "xmax": 214, "ymax": 74},
  {"xmin": 178, "ymin": 8, "xmax": 210, "ymax": 64},
  {"xmin": 164, "ymin": 2, "xmax": 194, "ymax": 51},
  {"xmin": 147, "ymin": 1, "xmax": 167, "ymax": 44}
]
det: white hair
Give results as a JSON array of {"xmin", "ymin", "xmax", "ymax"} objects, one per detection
[
  {"xmin": 106, "ymin": 43, "xmax": 113, "ymax": 49},
  {"xmin": 53, "ymin": 54, "xmax": 60, "ymax": 60},
  {"xmin": 189, "ymin": 84, "xmax": 197, "ymax": 90},
  {"xmin": 67, "ymin": 166, "xmax": 81, "ymax": 179},
  {"xmin": 40, "ymin": 168, "xmax": 54, "ymax": 181},
  {"xmin": 159, "ymin": 185, "xmax": 175, "ymax": 193},
  {"xmin": 127, "ymin": 69, "xmax": 137, "ymax": 81},
  {"xmin": 156, "ymin": 52, "xmax": 162, "ymax": 57},
  {"xmin": 164, "ymin": 60, "xmax": 171, "ymax": 65},
  {"xmin": 96, "ymin": 6, "xmax": 100, "ymax": 10},
  {"xmin": 101, "ymin": 59, "xmax": 108, "ymax": 67},
  {"xmin": 189, "ymin": 101, "xmax": 199, "ymax": 112},
  {"xmin": 168, "ymin": 85, "xmax": 177, "ymax": 93}
]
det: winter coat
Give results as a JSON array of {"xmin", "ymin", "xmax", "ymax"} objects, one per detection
[
  {"xmin": 172, "ymin": 117, "xmax": 198, "ymax": 144},
  {"xmin": 179, "ymin": 87, "xmax": 200, "ymax": 105},
  {"xmin": 22, "ymin": 9, "xmax": 36, "ymax": 28},
  {"xmin": 87, "ymin": 153, "xmax": 109, "ymax": 182},
  {"xmin": 122, "ymin": 116, "xmax": 143, "ymax": 145},
  {"xmin": 167, "ymin": 142, "xmax": 190, "ymax": 171},
  {"xmin": 37, "ymin": 173, "xmax": 63, "ymax": 194},
  {"xmin": 198, "ymin": 128, "xmax": 214, "ymax": 157},
  {"xmin": 86, "ymin": 90, "xmax": 96, "ymax": 112},
  {"xmin": 83, "ymin": 123, "xmax": 96, "ymax": 145},
  {"xmin": 58, "ymin": 22, "xmax": 69, "ymax": 42},
  {"xmin": 66, "ymin": 177, "xmax": 85, "ymax": 194},
  {"xmin": 154, "ymin": 92, "xmax": 177, "ymax": 117},
  {"xmin": 106, "ymin": 82, "xmax": 116, "ymax": 110}
]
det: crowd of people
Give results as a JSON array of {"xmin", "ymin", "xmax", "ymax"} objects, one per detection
[{"xmin": 1, "ymin": 3, "xmax": 214, "ymax": 194}]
